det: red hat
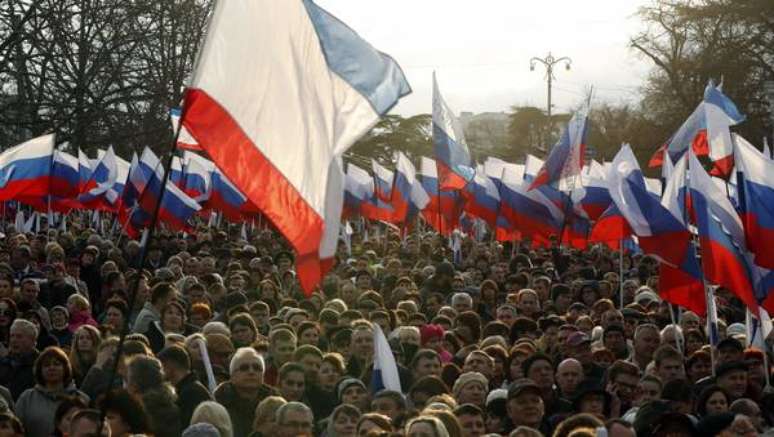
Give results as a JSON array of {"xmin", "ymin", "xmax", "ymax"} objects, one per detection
[{"xmin": 420, "ymin": 324, "xmax": 445, "ymax": 346}]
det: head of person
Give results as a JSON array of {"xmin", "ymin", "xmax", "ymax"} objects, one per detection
[
  {"xmin": 452, "ymin": 372, "xmax": 488, "ymax": 408},
  {"xmin": 0, "ymin": 412, "xmax": 24, "ymax": 437},
  {"xmin": 150, "ymin": 282, "xmax": 177, "ymax": 309},
  {"xmin": 229, "ymin": 347, "xmax": 265, "ymax": 393},
  {"xmin": 729, "ymin": 399, "xmax": 764, "ymax": 433},
  {"xmin": 715, "ymin": 361, "xmax": 748, "ymax": 400},
  {"xmin": 454, "ymin": 403, "xmax": 486, "ymax": 437},
  {"xmin": 697, "ymin": 385, "xmax": 731, "ymax": 417},
  {"xmin": 404, "ymin": 415, "xmax": 450, "ymax": 437},
  {"xmin": 253, "ymin": 396, "xmax": 287, "ymax": 435},
  {"xmin": 506, "ymin": 379, "xmax": 545, "ymax": 429},
  {"xmin": 371, "ymin": 389, "xmax": 406, "ymax": 420},
  {"xmin": 696, "ymin": 412, "xmax": 757, "ymax": 437},
  {"xmin": 98, "ymin": 388, "xmax": 150, "ymax": 437},
  {"xmin": 338, "ymin": 377, "xmax": 370, "ymax": 412},
  {"xmin": 35, "ymin": 346, "xmax": 72, "ymax": 388},
  {"xmin": 555, "ymin": 358, "xmax": 583, "ymax": 397},
  {"xmin": 605, "ymin": 360, "xmax": 640, "ymax": 405},
  {"xmin": 278, "ymin": 361, "xmax": 306, "ymax": 402},
  {"xmin": 126, "ymin": 355, "xmax": 166, "ymax": 397},
  {"xmin": 190, "ymin": 401, "xmax": 233, "ymax": 437},
  {"xmin": 716, "ymin": 338, "xmax": 744, "ymax": 365},
  {"xmin": 275, "ymin": 401, "xmax": 314, "ymax": 437},
  {"xmin": 269, "ymin": 328, "xmax": 297, "ymax": 367},
  {"xmin": 8, "ymin": 318, "xmax": 37, "ymax": 355},
  {"xmin": 633, "ymin": 324, "xmax": 661, "ymax": 361},
  {"xmin": 327, "ymin": 404, "xmax": 361, "ymax": 437},
  {"xmin": 69, "ymin": 409, "xmax": 110, "ymax": 437},
  {"xmin": 654, "ymin": 345, "xmax": 685, "ymax": 383}
]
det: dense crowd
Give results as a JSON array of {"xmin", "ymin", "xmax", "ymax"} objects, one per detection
[{"xmin": 0, "ymin": 217, "xmax": 771, "ymax": 437}]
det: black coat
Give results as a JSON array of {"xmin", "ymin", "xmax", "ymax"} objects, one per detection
[
  {"xmin": 0, "ymin": 350, "xmax": 39, "ymax": 400},
  {"xmin": 175, "ymin": 372, "xmax": 213, "ymax": 427},
  {"xmin": 214, "ymin": 382, "xmax": 279, "ymax": 437}
]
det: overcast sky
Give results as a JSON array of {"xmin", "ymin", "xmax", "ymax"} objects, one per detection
[{"xmin": 316, "ymin": 0, "xmax": 654, "ymax": 116}]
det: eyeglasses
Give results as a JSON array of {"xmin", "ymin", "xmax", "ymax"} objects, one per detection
[{"xmin": 238, "ymin": 363, "xmax": 263, "ymax": 373}]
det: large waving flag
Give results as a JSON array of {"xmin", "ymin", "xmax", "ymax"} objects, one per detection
[
  {"xmin": 734, "ymin": 134, "xmax": 774, "ymax": 270},
  {"xmin": 433, "ymin": 73, "xmax": 474, "ymax": 190},
  {"xmin": 686, "ymin": 151, "xmax": 758, "ymax": 312},
  {"xmin": 0, "ymin": 134, "xmax": 55, "ymax": 202},
  {"xmin": 77, "ymin": 149, "xmax": 93, "ymax": 192},
  {"xmin": 529, "ymin": 110, "xmax": 589, "ymax": 190},
  {"xmin": 182, "ymin": 0, "xmax": 410, "ymax": 293}
]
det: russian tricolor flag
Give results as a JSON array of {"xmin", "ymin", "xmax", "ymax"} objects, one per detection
[
  {"xmin": 529, "ymin": 110, "xmax": 588, "ymax": 191},
  {"xmin": 208, "ymin": 169, "xmax": 248, "ymax": 223},
  {"xmin": 734, "ymin": 134, "xmax": 774, "ymax": 270},
  {"xmin": 484, "ymin": 157, "xmax": 522, "ymax": 241},
  {"xmin": 182, "ymin": 0, "xmax": 410, "ymax": 293},
  {"xmin": 572, "ymin": 161, "xmax": 611, "ymax": 221},
  {"xmin": 49, "ymin": 150, "xmax": 80, "ymax": 200},
  {"xmin": 433, "ymin": 73, "xmax": 474, "ymax": 191},
  {"xmin": 372, "ymin": 159, "xmax": 394, "ymax": 203},
  {"xmin": 182, "ymin": 151, "xmax": 213, "ymax": 202},
  {"xmin": 122, "ymin": 147, "xmax": 201, "ymax": 236},
  {"xmin": 392, "ymin": 152, "xmax": 428, "ymax": 224},
  {"xmin": 686, "ymin": 151, "xmax": 758, "ymax": 313},
  {"xmin": 419, "ymin": 156, "xmax": 463, "ymax": 235},
  {"xmin": 0, "ymin": 134, "xmax": 54, "ymax": 202},
  {"xmin": 343, "ymin": 162, "xmax": 374, "ymax": 218},
  {"xmin": 462, "ymin": 165, "xmax": 500, "ymax": 228}
]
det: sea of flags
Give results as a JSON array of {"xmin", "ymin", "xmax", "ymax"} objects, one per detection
[{"xmin": 0, "ymin": 0, "xmax": 771, "ymax": 317}]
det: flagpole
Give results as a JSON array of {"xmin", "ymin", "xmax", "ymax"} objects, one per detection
[{"xmin": 98, "ymin": 101, "xmax": 186, "ymax": 428}]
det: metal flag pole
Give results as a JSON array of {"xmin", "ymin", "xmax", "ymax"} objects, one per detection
[
  {"xmin": 98, "ymin": 103, "xmax": 187, "ymax": 428},
  {"xmin": 619, "ymin": 239, "xmax": 625, "ymax": 309}
]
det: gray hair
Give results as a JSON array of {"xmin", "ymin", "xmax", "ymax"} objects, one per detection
[
  {"xmin": 191, "ymin": 401, "xmax": 233, "ymax": 437},
  {"xmin": 229, "ymin": 347, "xmax": 265, "ymax": 376},
  {"xmin": 10, "ymin": 318, "xmax": 38, "ymax": 339},
  {"xmin": 275, "ymin": 401, "xmax": 313, "ymax": 425},
  {"xmin": 451, "ymin": 292, "xmax": 473, "ymax": 307}
]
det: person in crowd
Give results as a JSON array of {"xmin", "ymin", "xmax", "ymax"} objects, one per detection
[
  {"xmin": 15, "ymin": 346, "xmax": 86, "ymax": 437},
  {"xmin": 189, "ymin": 401, "xmax": 234, "ymax": 437},
  {"xmin": 0, "ymin": 319, "xmax": 39, "ymax": 399},
  {"xmin": 158, "ymin": 344, "xmax": 212, "ymax": 426},
  {"xmin": 215, "ymin": 347, "xmax": 277, "ymax": 437}
]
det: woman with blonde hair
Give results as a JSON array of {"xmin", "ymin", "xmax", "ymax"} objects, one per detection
[
  {"xmin": 405, "ymin": 415, "xmax": 450, "ymax": 437},
  {"xmin": 189, "ymin": 401, "xmax": 233, "ymax": 437},
  {"xmin": 68, "ymin": 325, "xmax": 102, "ymax": 386},
  {"xmin": 251, "ymin": 396, "xmax": 286, "ymax": 437}
]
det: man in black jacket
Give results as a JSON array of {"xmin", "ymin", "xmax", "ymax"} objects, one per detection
[{"xmin": 158, "ymin": 345, "xmax": 213, "ymax": 426}]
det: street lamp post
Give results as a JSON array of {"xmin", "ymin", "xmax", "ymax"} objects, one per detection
[{"xmin": 530, "ymin": 52, "xmax": 572, "ymax": 121}]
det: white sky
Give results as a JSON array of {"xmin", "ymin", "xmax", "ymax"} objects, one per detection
[{"xmin": 316, "ymin": 0, "xmax": 654, "ymax": 116}]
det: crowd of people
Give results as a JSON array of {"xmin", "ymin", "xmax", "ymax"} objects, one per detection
[{"xmin": 0, "ymin": 216, "xmax": 771, "ymax": 437}]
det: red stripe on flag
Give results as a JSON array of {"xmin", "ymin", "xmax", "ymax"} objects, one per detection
[{"xmin": 183, "ymin": 89, "xmax": 325, "ymax": 294}]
